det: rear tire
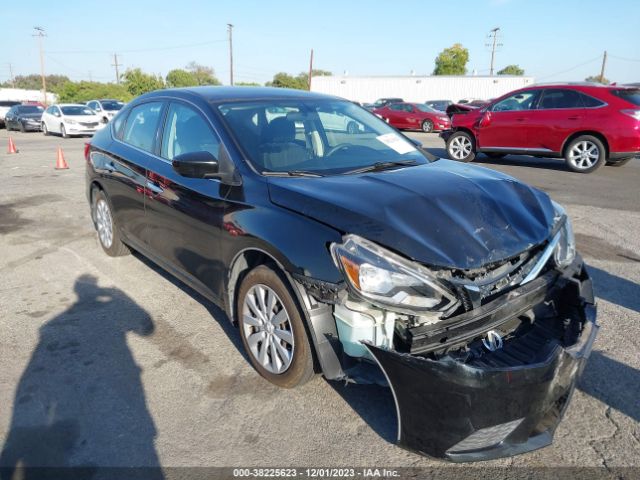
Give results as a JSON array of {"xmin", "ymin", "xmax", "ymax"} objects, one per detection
[
  {"xmin": 92, "ymin": 189, "xmax": 130, "ymax": 257},
  {"xmin": 606, "ymin": 157, "xmax": 634, "ymax": 167},
  {"xmin": 564, "ymin": 135, "xmax": 605, "ymax": 173},
  {"xmin": 446, "ymin": 131, "xmax": 476, "ymax": 162},
  {"xmin": 236, "ymin": 265, "xmax": 315, "ymax": 388}
]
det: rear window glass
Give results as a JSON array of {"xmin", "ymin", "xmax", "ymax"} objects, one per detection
[
  {"xmin": 122, "ymin": 102, "xmax": 163, "ymax": 152},
  {"xmin": 611, "ymin": 89, "xmax": 640, "ymax": 106},
  {"xmin": 579, "ymin": 93, "xmax": 605, "ymax": 108}
]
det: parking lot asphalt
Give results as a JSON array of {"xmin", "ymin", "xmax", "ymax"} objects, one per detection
[{"xmin": 1, "ymin": 129, "xmax": 639, "ymax": 474}]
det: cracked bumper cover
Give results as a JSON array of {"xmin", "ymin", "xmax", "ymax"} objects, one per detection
[{"xmin": 364, "ymin": 263, "xmax": 598, "ymax": 462}]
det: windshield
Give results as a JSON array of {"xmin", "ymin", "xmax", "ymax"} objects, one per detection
[
  {"xmin": 61, "ymin": 106, "xmax": 94, "ymax": 116},
  {"xmin": 101, "ymin": 100, "xmax": 124, "ymax": 111},
  {"xmin": 611, "ymin": 89, "xmax": 640, "ymax": 106},
  {"xmin": 217, "ymin": 99, "xmax": 430, "ymax": 175},
  {"xmin": 17, "ymin": 106, "xmax": 44, "ymax": 114},
  {"xmin": 415, "ymin": 104, "xmax": 438, "ymax": 113}
]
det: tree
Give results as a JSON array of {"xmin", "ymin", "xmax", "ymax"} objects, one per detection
[
  {"xmin": 122, "ymin": 68, "xmax": 165, "ymax": 97},
  {"xmin": 309, "ymin": 69, "xmax": 332, "ymax": 78},
  {"xmin": 585, "ymin": 75, "xmax": 610, "ymax": 85},
  {"xmin": 433, "ymin": 44, "xmax": 469, "ymax": 75},
  {"xmin": 1, "ymin": 74, "xmax": 70, "ymax": 93},
  {"xmin": 497, "ymin": 65, "xmax": 525, "ymax": 76},
  {"xmin": 185, "ymin": 61, "xmax": 221, "ymax": 86},
  {"xmin": 235, "ymin": 82, "xmax": 262, "ymax": 87},
  {"xmin": 266, "ymin": 72, "xmax": 308, "ymax": 90},
  {"xmin": 56, "ymin": 81, "xmax": 132, "ymax": 103},
  {"xmin": 165, "ymin": 69, "xmax": 198, "ymax": 88}
]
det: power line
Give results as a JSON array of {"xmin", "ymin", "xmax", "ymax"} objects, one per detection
[
  {"xmin": 609, "ymin": 54, "xmax": 640, "ymax": 63},
  {"xmin": 47, "ymin": 38, "xmax": 227, "ymax": 55},
  {"xmin": 535, "ymin": 55, "xmax": 602, "ymax": 81}
]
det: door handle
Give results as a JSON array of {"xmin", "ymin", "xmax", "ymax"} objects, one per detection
[
  {"xmin": 146, "ymin": 180, "xmax": 163, "ymax": 195},
  {"xmin": 104, "ymin": 161, "xmax": 115, "ymax": 173},
  {"xmin": 516, "ymin": 117, "xmax": 527, "ymax": 122},
  {"xmin": 568, "ymin": 116, "xmax": 581, "ymax": 120}
]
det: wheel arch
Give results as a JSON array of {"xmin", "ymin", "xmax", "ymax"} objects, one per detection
[{"xmin": 561, "ymin": 131, "xmax": 609, "ymax": 159}]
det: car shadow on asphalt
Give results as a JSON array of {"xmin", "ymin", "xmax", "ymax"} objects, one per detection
[
  {"xmin": 425, "ymin": 148, "xmax": 570, "ymax": 172},
  {"xmin": 579, "ymin": 351, "xmax": 640, "ymax": 423},
  {"xmin": 588, "ymin": 265, "xmax": 640, "ymax": 314},
  {"xmin": 131, "ymin": 251, "xmax": 250, "ymax": 364},
  {"xmin": 328, "ymin": 381, "xmax": 398, "ymax": 444},
  {"xmin": 0, "ymin": 275, "xmax": 164, "ymax": 479}
]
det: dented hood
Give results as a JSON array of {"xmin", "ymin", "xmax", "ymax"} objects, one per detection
[{"xmin": 267, "ymin": 160, "xmax": 556, "ymax": 269}]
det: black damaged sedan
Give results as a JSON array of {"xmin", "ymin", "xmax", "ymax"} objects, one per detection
[{"xmin": 85, "ymin": 87, "xmax": 598, "ymax": 462}]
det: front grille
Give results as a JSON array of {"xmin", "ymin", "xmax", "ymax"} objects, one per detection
[{"xmin": 80, "ymin": 122, "xmax": 98, "ymax": 127}]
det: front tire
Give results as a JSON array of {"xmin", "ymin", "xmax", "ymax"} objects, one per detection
[
  {"xmin": 237, "ymin": 265, "xmax": 315, "ymax": 388},
  {"xmin": 92, "ymin": 189, "xmax": 130, "ymax": 257},
  {"xmin": 60, "ymin": 124, "xmax": 68, "ymax": 138},
  {"xmin": 564, "ymin": 135, "xmax": 605, "ymax": 173},
  {"xmin": 421, "ymin": 119, "xmax": 433, "ymax": 133},
  {"xmin": 446, "ymin": 131, "xmax": 476, "ymax": 162},
  {"xmin": 19, "ymin": 122, "xmax": 26, "ymax": 133},
  {"xmin": 42, "ymin": 122, "xmax": 49, "ymax": 135}
]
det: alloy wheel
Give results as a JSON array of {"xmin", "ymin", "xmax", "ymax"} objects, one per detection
[
  {"xmin": 449, "ymin": 135, "xmax": 472, "ymax": 160},
  {"xmin": 568, "ymin": 141, "xmax": 599, "ymax": 170},
  {"xmin": 241, "ymin": 284, "xmax": 294, "ymax": 374},
  {"xmin": 95, "ymin": 199, "xmax": 114, "ymax": 248}
]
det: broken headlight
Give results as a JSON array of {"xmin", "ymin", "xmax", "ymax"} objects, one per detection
[
  {"xmin": 552, "ymin": 201, "xmax": 576, "ymax": 268},
  {"xmin": 330, "ymin": 234, "xmax": 458, "ymax": 315}
]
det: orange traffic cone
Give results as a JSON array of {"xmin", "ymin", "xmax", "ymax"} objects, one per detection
[
  {"xmin": 55, "ymin": 147, "xmax": 69, "ymax": 170},
  {"xmin": 7, "ymin": 137, "xmax": 18, "ymax": 154}
]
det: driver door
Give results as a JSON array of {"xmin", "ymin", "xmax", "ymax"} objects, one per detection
[{"xmin": 477, "ymin": 90, "xmax": 540, "ymax": 149}]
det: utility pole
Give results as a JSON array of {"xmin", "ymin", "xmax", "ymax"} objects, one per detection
[
  {"xmin": 111, "ymin": 53, "xmax": 122, "ymax": 84},
  {"xmin": 487, "ymin": 27, "xmax": 502, "ymax": 76},
  {"xmin": 308, "ymin": 48, "xmax": 314, "ymax": 91},
  {"xmin": 227, "ymin": 23, "xmax": 234, "ymax": 86},
  {"xmin": 33, "ymin": 27, "xmax": 47, "ymax": 105},
  {"xmin": 599, "ymin": 50, "xmax": 608, "ymax": 84},
  {"xmin": 8, "ymin": 63, "xmax": 15, "ymax": 87},
  {"xmin": 88, "ymin": 71, "xmax": 93, "ymax": 82}
]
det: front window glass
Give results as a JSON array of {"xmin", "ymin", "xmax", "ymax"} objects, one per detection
[
  {"xmin": 17, "ymin": 106, "xmax": 44, "ymax": 114},
  {"xmin": 217, "ymin": 99, "xmax": 430, "ymax": 175},
  {"xmin": 61, "ymin": 106, "xmax": 94, "ymax": 116},
  {"xmin": 416, "ymin": 104, "xmax": 438, "ymax": 113},
  {"xmin": 492, "ymin": 91, "xmax": 538, "ymax": 112},
  {"xmin": 122, "ymin": 102, "xmax": 163, "ymax": 152},
  {"xmin": 101, "ymin": 100, "xmax": 124, "ymax": 111},
  {"xmin": 161, "ymin": 103, "xmax": 220, "ymax": 160}
]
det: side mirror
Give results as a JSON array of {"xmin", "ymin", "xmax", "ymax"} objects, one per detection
[{"xmin": 172, "ymin": 151, "xmax": 219, "ymax": 179}]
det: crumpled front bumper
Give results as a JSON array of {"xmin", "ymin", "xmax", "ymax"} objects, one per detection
[{"xmin": 364, "ymin": 264, "xmax": 598, "ymax": 462}]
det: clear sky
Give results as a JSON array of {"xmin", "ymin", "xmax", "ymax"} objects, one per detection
[{"xmin": 1, "ymin": 0, "xmax": 639, "ymax": 85}]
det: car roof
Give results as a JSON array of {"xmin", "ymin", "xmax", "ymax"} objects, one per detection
[
  {"xmin": 137, "ymin": 86, "xmax": 340, "ymax": 104},
  {"xmin": 56, "ymin": 103, "xmax": 90, "ymax": 107}
]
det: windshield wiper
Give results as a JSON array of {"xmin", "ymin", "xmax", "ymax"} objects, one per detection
[
  {"xmin": 262, "ymin": 170, "xmax": 325, "ymax": 177},
  {"xmin": 343, "ymin": 160, "xmax": 418, "ymax": 175}
]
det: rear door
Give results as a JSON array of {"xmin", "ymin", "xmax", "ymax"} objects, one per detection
[
  {"xmin": 526, "ymin": 88, "xmax": 586, "ymax": 152},
  {"xmin": 99, "ymin": 101, "xmax": 165, "ymax": 246},
  {"xmin": 477, "ymin": 90, "xmax": 540, "ymax": 149},
  {"xmin": 386, "ymin": 103, "xmax": 408, "ymax": 128},
  {"xmin": 142, "ymin": 101, "xmax": 228, "ymax": 300}
]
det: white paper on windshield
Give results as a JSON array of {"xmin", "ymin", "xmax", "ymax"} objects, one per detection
[{"xmin": 376, "ymin": 133, "xmax": 417, "ymax": 154}]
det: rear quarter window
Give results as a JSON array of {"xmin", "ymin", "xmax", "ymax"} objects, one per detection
[
  {"xmin": 580, "ymin": 93, "xmax": 606, "ymax": 108},
  {"xmin": 611, "ymin": 89, "xmax": 640, "ymax": 106}
]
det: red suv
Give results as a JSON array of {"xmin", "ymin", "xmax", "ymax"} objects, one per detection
[{"xmin": 442, "ymin": 84, "xmax": 640, "ymax": 173}]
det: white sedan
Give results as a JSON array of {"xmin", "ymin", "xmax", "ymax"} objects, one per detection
[{"xmin": 41, "ymin": 104, "xmax": 106, "ymax": 138}]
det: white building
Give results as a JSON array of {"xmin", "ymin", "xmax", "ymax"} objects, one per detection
[
  {"xmin": 0, "ymin": 88, "xmax": 57, "ymax": 104},
  {"xmin": 311, "ymin": 75, "xmax": 535, "ymax": 104}
]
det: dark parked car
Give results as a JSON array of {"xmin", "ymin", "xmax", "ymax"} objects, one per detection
[
  {"xmin": 0, "ymin": 100, "xmax": 21, "ymax": 127},
  {"xmin": 86, "ymin": 86, "xmax": 597, "ymax": 461},
  {"xmin": 442, "ymin": 83, "xmax": 640, "ymax": 172},
  {"xmin": 425, "ymin": 99, "xmax": 453, "ymax": 112},
  {"xmin": 4, "ymin": 104, "xmax": 45, "ymax": 132},
  {"xmin": 373, "ymin": 102, "xmax": 451, "ymax": 132},
  {"xmin": 372, "ymin": 97, "xmax": 404, "ymax": 108}
]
